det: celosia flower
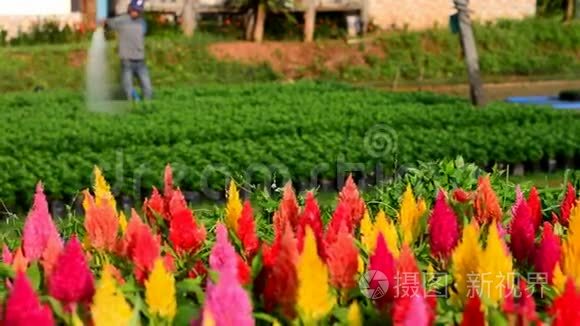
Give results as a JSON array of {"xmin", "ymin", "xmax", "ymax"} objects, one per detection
[
  {"xmin": 91, "ymin": 265, "xmax": 133, "ymax": 326},
  {"xmin": 258, "ymin": 224, "xmax": 298, "ymax": 319},
  {"xmin": 296, "ymin": 192, "xmax": 324, "ymax": 257},
  {"xmin": 560, "ymin": 183, "xmax": 576, "ymax": 226},
  {"xmin": 460, "ymin": 295, "xmax": 484, "ymax": 326},
  {"xmin": 324, "ymin": 201, "xmax": 352, "ymax": 248},
  {"xmin": 399, "ymin": 184, "xmax": 423, "ymax": 244},
  {"xmin": 48, "ymin": 236, "xmax": 95, "ymax": 307},
  {"xmin": 92, "ymin": 166, "xmax": 117, "ymax": 211},
  {"xmin": 369, "ymin": 233, "xmax": 396, "ymax": 308},
  {"xmin": 347, "ymin": 301, "xmax": 362, "ymax": 326},
  {"xmin": 41, "ymin": 234, "xmax": 63, "ymax": 278},
  {"xmin": 561, "ymin": 203, "xmax": 580, "ymax": 287},
  {"xmin": 392, "ymin": 294, "xmax": 429, "ymax": 326},
  {"xmin": 83, "ymin": 190, "xmax": 119, "ymax": 251},
  {"xmin": 169, "ymin": 205, "xmax": 206, "ymax": 255},
  {"xmin": 200, "ymin": 308, "xmax": 216, "ymax": 326},
  {"xmin": 373, "ymin": 210, "xmax": 400, "ymax": 258},
  {"xmin": 478, "ymin": 221, "xmax": 514, "ymax": 305},
  {"xmin": 509, "ymin": 188, "xmax": 535, "ymax": 264},
  {"xmin": 451, "ymin": 221, "xmax": 481, "ymax": 306},
  {"xmin": 534, "ymin": 222, "xmax": 561, "ymax": 283},
  {"xmin": 118, "ymin": 211, "xmax": 128, "ymax": 234},
  {"xmin": 502, "ymin": 279, "xmax": 539, "ymax": 325},
  {"xmin": 236, "ymin": 255, "xmax": 252, "ymax": 286},
  {"xmin": 278, "ymin": 182, "xmax": 300, "ymax": 231},
  {"xmin": 396, "ymin": 244, "xmax": 423, "ymax": 298},
  {"xmin": 473, "ymin": 175, "xmax": 502, "ymax": 224},
  {"xmin": 297, "ymin": 226, "xmax": 335, "ymax": 322},
  {"xmin": 237, "ymin": 201, "xmax": 259, "ymax": 258},
  {"xmin": 428, "ymin": 191, "xmax": 459, "ymax": 260},
  {"xmin": 188, "ymin": 260, "xmax": 208, "ymax": 280},
  {"xmin": 360, "ymin": 209, "xmax": 374, "ymax": 252},
  {"xmin": 527, "ymin": 186, "xmax": 542, "ymax": 231},
  {"xmin": 164, "ymin": 164, "xmax": 174, "ymax": 202},
  {"xmin": 326, "ymin": 222, "xmax": 359, "ymax": 291},
  {"xmin": 125, "ymin": 213, "xmax": 161, "ymax": 283},
  {"xmin": 553, "ymin": 263, "xmax": 566, "ymax": 294},
  {"xmin": 168, "ymin": 188, "xmax": 188, "ymax": 219},
  {"xmin": 550, "ymin": 278, "xmax": 580, "ymax": 326},
  {"xmin": 2, "ymin": 244, "xmax": 13, "ymax": 264},
  {"xmin": 22, "ymin": 183, "xmax": 61, "ymax": 261},
  {"xmin": 144, "ymin": 187, "xmax": 166, "ymax": 221},
  {"xmin": 12, "ymin": 247, "xmax": 28, "ymax": 273},
  {"xmin": 204, "ymin": 224, "xmax": 254, "ymax": 326},
  {"xmin": 4, "ymin": 272, "xmax": 54, "ymax": 325},
  {"xmin": 145, "ymin": 259, "xmax": 176, "ymax": 321},
  {"xmin": 225, "ymin": 181, "xmax": 243, "ymax": 233},
  {"xmin": 338, "ymin": 175, "xmax": 365, "ymax": 227},
  {"xmin": 453, "ymin": 188, "xmax": 472, "ymax": 203}
]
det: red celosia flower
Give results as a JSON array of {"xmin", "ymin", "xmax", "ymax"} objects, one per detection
[
  {"xmin": 461, "ymin": 295, "xmax": 485, "ymax": 326},
  {"xmin": 236, "ymin": 255, "xmax": 252, "ymax": 286},
  {"xmin": 144, "ymin": 187, "xmax": 166, "ymax": 222},
  {"xmin": 396, "ymin": 244, "xmax": 423, "ymax": 298},
  {"xmin": 560, "ymin": 183, "xmax": 576, "ymax": 227},
  {"xmin": 105, "ymin": 264, "xmax": 126, "ymax": 285},
  {"xmin": 188, "ymin": 261, "xmax": 208, "ymax": 281},
  {"xmin": 5, "ymin": 272, "xmax": 54, "ymax": 325},
  {"xmin": 168, "ymin": 188, "xmax": 188, "ymax": 220},
  {"xmin": 83, "ymin": 191, "xmax": 119, "ymax": 251},
  {"xmin": 534, "ymin": 222, "xmax": 561, "ymax": 283},
  {"xmin": 368, "ymin": 233, "xmax": 396, "ymax": 309},
  {"xmin": 326, "ymin": 222, "xmax": 359, "ymax": 291},
  {"xmin": 131, "ymin": 222, "xmax": 161, "ymax": 283},
  {"xmin": 277, "ymin": 182, "xmax": 300, "ymax": 231},
  {"xmin": 510, "ymin": 190, "xmax": 536, "ymax": 264},
  {"xmin": 169, "ymin": 207, "xmax": 206, "ymax": 255},
  {"xmin": 324, "ymin": 201, "xmax": 353, "ymax": 250},
  {"xmin": 237, "ymin": 201, "xmax": 259, "ymax": 259},
  {"xmin": 453, "ymin": 188, "xmax": 472, "ymax": 203},
  {"xmin": 503, "ymin": 279, "xmax": 539, "ymax": 325},
  {"xmin": 338, "ymin": 174, "xmax": 365, "ymax": 227},
  {"xmin": 473, "ymin": 175, "xmax": 503, "ymax": 224},
  {"xmin": 527, "ymin": 186, "xmax": 542, "ymax": 231},
  {"xmin": 117, "ymin": 209, "xmax": 145, "ymax": 257},
  {"xmin": 296, "ymin": 192, "xmax": 324, "ymax": 256},
  {"xmin": 428, "ymin": 191, "xmax": 460, "ymax": 259},
  {"xmin": 392, "ymin": 294, "xmax": 432, "ymax": 326},
  {"xmin": 550, "ymin": 278, "xmax": 580, "ymax": 325},
  {"xmin": 258, "ymin": 225, "xmax": 299, "ymax": 319},
  {"xmin": 48, "ymin": 236, "xmax": 95, "ymax": 307},
  {"xmin": 163, "ymin": 254, "xmax": 176, "ymax": 273}
]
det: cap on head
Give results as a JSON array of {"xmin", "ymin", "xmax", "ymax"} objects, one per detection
[{"xmin": 128, "ymin": 0, "xmax": 145, "ymax": 12}]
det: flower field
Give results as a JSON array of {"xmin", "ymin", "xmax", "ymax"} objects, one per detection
[{"xmin": 1, "ymin": 161, "xmax": 580, "ymax": 325}]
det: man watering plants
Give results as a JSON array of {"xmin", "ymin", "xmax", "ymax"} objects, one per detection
[{"xmin": 101, "ymin": 0, "xmax": 152, "ymax": 101}]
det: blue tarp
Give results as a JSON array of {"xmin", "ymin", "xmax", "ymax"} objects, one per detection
[{"xmin": 506, "ymin": 96, "xmax": 580, "ymax": 110}]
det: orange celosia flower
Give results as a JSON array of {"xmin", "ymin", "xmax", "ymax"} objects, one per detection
[
  {"xmin": 473, "ymin": 175, "xmax": 503, "ymax": 224},
  {"xmin": 83, "ymin": 191, "xmax": 119, "ymax": 252}
]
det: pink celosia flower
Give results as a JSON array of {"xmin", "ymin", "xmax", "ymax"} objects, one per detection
[
  {"xmin": 527, "ymin": 186, "xmax": 542, "ymax": 231},
  {"xmin": 22, "ymin": 183, "xmax": 61, "ymax": 260},
  {"xmin": 3, "ymin": 244, "xmax": 13, "ymax": 264},
  {"xmin": 503, "ymin": 279, "xmax": 539, "ymax": 325},
  {"xmin": 534, "ymin": 222, "xmax": 561, "ymax": 283},
  {"xmin": 560, "ymin": 183, "xmax": 576, "ymax": 227},
  {"xmin": 510, "ymin": 188, "xmax": 536, "ymax": 264},
  {"xmin": 428, "ymin": 191, "xmax": 460, "ymax": 259},
  {"xmin": 368, "ymin": 233, "xmax": 396, "ymax": 309},
  {"xmin": 5, "ymin": 272, "xmax": 54, "ymax": 325},
  {"xmin": 393, "ymin": 294, "xmax": 429, "ymax": 326},
  {"xmin": 48, "ymin": 236, "xmax": 95, "ymax": 307}
]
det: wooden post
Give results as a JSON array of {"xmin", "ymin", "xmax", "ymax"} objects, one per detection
[
  {"xmin": 565, "ymin": 0, "xmax": 575, "ymax": 21},
  {"xmin": 303, "ymin": 0, "xmax": 316, "ymax": 42},
  {"xmin": 454, "ymin": 0, "xmax": 484, "ymax": 107},
  {"xmin": 245, "ymin": 8, "xmax": 256, "ymax": 41},
  {"xmin": 361, "ymin": 0, "xmax": 369, "ymax": 34},
  {"xmin": 181, "ymin": 0, "xmax": 197, "ymax": 37},
  {"xmin": 253, "ymin": 3, "xmax": 267, "ymax": 42},
  {"xmin": 83, "ymin": 0, "xmax": 97, "ymax": 29}
]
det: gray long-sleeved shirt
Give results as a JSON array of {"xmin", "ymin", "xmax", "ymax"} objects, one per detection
[{"xmin": 107, "ymin": 15, "xmax": 147, "ymax": 60}]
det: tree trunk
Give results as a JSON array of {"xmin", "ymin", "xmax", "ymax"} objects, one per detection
[
  {"xmin": 83, "ymin": 0, "xmax": 97, "ymax": 30},
  {"xmin": 245, "ymin": 8, "xmax": 256, "ymax": 40},
  {"xmin": 303, "ymin": 0, "xmax": 316, "ymax": 42},
  {"xmin": 181, "ymin": 0, "xmax": 197, "ymax": 37},
  {"xmin": 253, "ymin": 3, "xmax": 267, "ymax": 43},
  {"xmin": 454, "ymin": 0, "xmax": 485, "ymax": 107},
  {"xmin": 565, "ymin": 0, "xmax": 575, "ymax": 21}
]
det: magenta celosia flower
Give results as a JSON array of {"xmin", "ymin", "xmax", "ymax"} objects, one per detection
[
  {"xmin": 4, "ymin": 272, "xmax": 54, "ymax": 326},
  {"xmin": 509, "ymin": 188, "xmax": 535, "ymax": 264},
  {"xmin": 369, "ymin": 233, "xmax": 396, "ymax": 309},
  {"xmin": 202, "ymin": 223, "xmax": 254, "ymax": 326},
  {"xmin": 560, "ymin": 183, "xmax": 576, "ymax": 226},
  {"xmin": 48, "ymin": 236, "xmax": 95, "ymax": 307},
  {"xmin": 428, "ymin": 191, "xmax": 460, "ymax": 259},
  {"xmin": 393, "ymin": 294, "xmax": 429, "ymax": 326},
  {"xmin": 534, "ymin": 222, "xmax": 561, "ymax": 283},
  {"xmin": 527, "ymin": 186, "xmax": 542, "ymax": 231},
  {"xmin": 3, "ymin": 244, "xmax": 13, "ymax": 264},
  {"xmin": 22, "ymin": 183, "xmax": 61, "ymax": 261}
]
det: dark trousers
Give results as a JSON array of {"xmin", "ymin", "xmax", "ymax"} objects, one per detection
[{"xmin": 121, "ymin": 59, "xmax": 152, "ymax": 100}]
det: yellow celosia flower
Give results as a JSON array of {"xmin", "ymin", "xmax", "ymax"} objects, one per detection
[
  {"xmin": 553, "ymin": 263, "xmax": 566, "ymax": 294},
  {"xmin": 225, "ymin": 181, "xmax": 243, "ymax": 232},
  {"xmin": 145, "ymin": 259, "xmax": 176, "ymax": 321},
  {"xmin": 478, "ymin": 221, "xmax": 513, "ymax": 306},
  {"xmin": 451, "ymin": 221, "xmax": 481, "ymax": 306},
  {"xmin": 357, "ymin": 254, "xmax": 365, "ymax": 274},
  {"xmin": 562, "ymin": 203, "xmax": 580, "ymax": 287},
  {"xmin": 94, "ymin": 166, "xmax": 117, "ymax": 210},
  {"xmin": 91, "ymin": 265, "xmax": 133, "ymax": 326},
  {"xmin": 118, "ymin": 211, "xmax": 128, "ymax": 234},
  {"xmin": 202, "ymin": 309, "xmax": 216, "ymax": 326},
  {"xmin": 374, "ymin": 210, "xmax": 400, "ymax": 258},
  {"xmin": 346, "ymin": 301, "xmax": 362, "ymax": 326},
  {"xmin": 360, "ymin": 209, "xmax": 374, "ymax": 252},
  {"xmin": 399, "ymin": 185, "xmax": 422, "ymax": 244},
  {"xmin": 297, "ymin": 227, "xmax": 335, "ymax": 323}
]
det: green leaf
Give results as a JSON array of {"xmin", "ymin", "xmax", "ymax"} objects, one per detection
[
  {"xmin": 0, "ymin": 262, "xmax": 14, "ymax": 279},
  {"xmin": 26, "ymin": 262, "xmax": 42, "ymax": 291},
  {"xmin": 172, "ymin": 302, "xmax": 199, "ymax": 326},
  {"xmin": 251, "ymin": 251, "xmax": 263, "ymax": 279}
]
